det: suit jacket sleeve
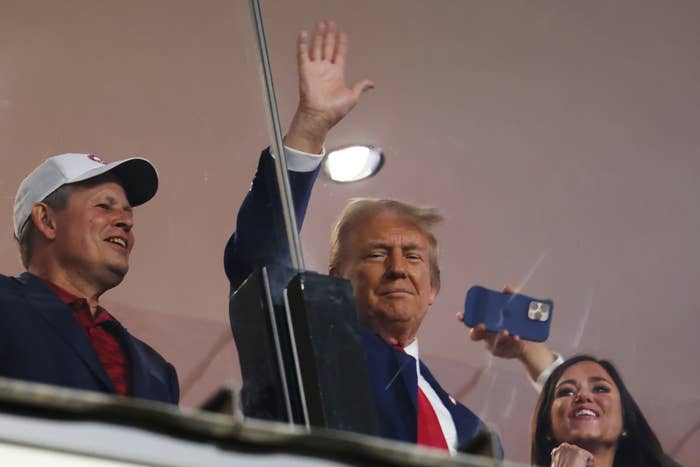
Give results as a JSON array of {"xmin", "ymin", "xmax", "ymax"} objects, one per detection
[{"xmin": 223, "ymin": 148, "xmax": 321, "ymax": 290}]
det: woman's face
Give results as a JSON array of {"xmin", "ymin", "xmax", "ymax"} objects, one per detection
[{"xmin": 549, "ymin": 361, "xmax": 624, "ymax": 449}]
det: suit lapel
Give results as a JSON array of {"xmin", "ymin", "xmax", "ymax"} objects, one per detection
[
  {"xmin": 420, "ymin": 360, "xmax": 484, "ymax": 447},
  {"xmin": 395, "ymin": 349, "xmax": 418, "ymax": 409},
  {"xmin": 364, "ymin": 330, "xmax": 417, "ymax": 408},
  {"xmin": 17, "ymin": 272, "xmax": 115, "ymax": 392},
  {"xmin": 360, "ymin": 330, "xmax": 418, "ymax": 442},
  {"xmin": 420, "ymin": 361, "xmax": 459, "ymax": 420},
  {"xmin": 419, "ymin": 361, "xmax": 446, "ymax": 403},
  {"xmin": 106, "ymin": 319, "xmax": 149, "ymax": 399}
]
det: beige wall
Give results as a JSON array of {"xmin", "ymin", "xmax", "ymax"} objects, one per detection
[{"xmin": 1, "ymin": 1, "xmax": 698, "ymax": 463}]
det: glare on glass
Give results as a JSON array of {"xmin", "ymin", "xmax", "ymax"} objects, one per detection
[{"xmin": 323, "ymin": 145, "xmax": 384, "ymax": 182}]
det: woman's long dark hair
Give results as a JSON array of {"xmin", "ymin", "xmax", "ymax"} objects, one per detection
[{"xmin": 530, "ymin": 355, "xmax": 667, "ymax": 467}]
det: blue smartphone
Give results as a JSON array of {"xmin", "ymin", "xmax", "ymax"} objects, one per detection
[{"xmin": 464, "ymin": 285, "xmax": 553, "ymax": 342}]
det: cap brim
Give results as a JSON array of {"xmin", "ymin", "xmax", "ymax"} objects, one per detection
[{"xmin": 71, "ymin": 157, "xmax": 159, "ymax": 207}]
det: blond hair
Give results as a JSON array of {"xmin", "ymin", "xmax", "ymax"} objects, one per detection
[{"xmin": 329, "ymin": 198, "xmax": 443, "ymax": 290}]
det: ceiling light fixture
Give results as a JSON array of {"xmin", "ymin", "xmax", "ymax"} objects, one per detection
[{"xmin": 323, "ymin": 145, "xmax": 384, "ymax": 183}]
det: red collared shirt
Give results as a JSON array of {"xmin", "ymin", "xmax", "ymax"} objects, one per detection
[{"xmin": 42, "ymin": 280, "xmax": 131, "ymax": 396}]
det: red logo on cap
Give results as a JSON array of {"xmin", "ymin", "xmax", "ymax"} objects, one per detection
[{"xmin": 88, "ymin": 154, "xmax": 106, "ymax": 164}]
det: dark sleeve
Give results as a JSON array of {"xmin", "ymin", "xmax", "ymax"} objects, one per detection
[
  {"xmin": 419, "ymin": 361, "xmax": 498, "ymax": 457},
  {"xmin": 223, "ymin": 148, "xmax": 321, "ymax": 291},
  {"xmin": 166, "ymin": 362, "xmax": 180, "ymax": 404},
  {"xmin": 120, "ymin": 329, "xmax": 181, "ymax": 405}
]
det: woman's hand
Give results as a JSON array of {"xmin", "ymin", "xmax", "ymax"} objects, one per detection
[{"xmin": 551, "ymin": 443, "xmax": 595, "ymax": 467}]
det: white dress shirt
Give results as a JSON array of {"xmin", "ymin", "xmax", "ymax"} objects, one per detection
[{"xmin": 403, "ymin": 340, "xmax": 458, "ymax": 454}]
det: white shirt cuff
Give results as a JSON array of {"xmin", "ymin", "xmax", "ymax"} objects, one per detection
[
  {"xmin": 273, "ymin": 146, "xmax": 325, "ymax": 173},
  {"xmin": 532, "ymin": 353, "xmax": 565, "ymax": 393}
]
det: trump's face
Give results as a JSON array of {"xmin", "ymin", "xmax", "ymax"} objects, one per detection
[{"xmin": 334, "ymin": 213, "xmax": 437, "ymax": 344}]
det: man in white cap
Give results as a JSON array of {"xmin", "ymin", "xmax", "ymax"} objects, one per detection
[{"xmin": 0, "ymin": 153, "xmax": 178, "ymax": 404}]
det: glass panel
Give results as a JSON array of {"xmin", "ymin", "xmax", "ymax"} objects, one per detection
[
  {"xmin": 257, "ymin": 1, "xmax": 700, "ymax": 465},
  {"xmin": 3, "ymin": 0, "xmax": 698, "ymax": 465}
]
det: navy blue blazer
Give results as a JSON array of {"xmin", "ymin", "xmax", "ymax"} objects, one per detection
[
  {"xmin": 224, "ymin": 149, "xmax": 484, "ymax": 447},
  {"xmin": 0, "ymin": 272, "xmax": 179, "ymax": 404}
]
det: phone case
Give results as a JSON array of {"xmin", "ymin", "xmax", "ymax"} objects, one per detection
[{"xmin": 464, "ymin": 285, "xmax": 553, "ymax": 342}]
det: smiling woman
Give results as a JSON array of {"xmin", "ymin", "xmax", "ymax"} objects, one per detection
[{"xmin": 530, "ymin": 355, "xmax": 678, "ymax": 467}]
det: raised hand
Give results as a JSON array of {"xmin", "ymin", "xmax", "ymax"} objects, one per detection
[
  {"xmin": 457, "ymin": 285, "xmax": 526, "ymax": 358},
  {"xmin": 285, "ymin": 19, "xmax": 374, "ymax": 153},
  {"xmin": 468, "ymin": 323, "xmax": 527, "ymax": 358},
  {"xmin": 458, "ymin": 284, "xmax": 557, "ymax": 381}
]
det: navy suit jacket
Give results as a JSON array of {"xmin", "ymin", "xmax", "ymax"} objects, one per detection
[
  {"xmin": 0, "ymin": 272, "xmax": 179, "ymax": 404},
  {"xmin": 224, "ymin": 149, "xmax": 485, "ymax": 448}
]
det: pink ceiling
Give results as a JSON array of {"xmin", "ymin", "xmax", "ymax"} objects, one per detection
[{"xmin": 1, "ymin": 1, "xmax": 698, "ymax": 464}]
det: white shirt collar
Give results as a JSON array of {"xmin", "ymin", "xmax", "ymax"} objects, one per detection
[{"xmin": 403, "ymin": 339, "xmax": 419, "ymax": 361}]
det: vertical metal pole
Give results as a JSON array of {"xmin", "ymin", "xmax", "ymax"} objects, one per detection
[
  {"xmin": 261, "ymin": 268, "xmax": 294, "ymax": 424},
  {"xmin": 249, "ymin": 0, "xmax": 305, "ymax": 272},
  {"xmin": 283, "ymin": 289, "xmax": 310, "ymax": 429}
]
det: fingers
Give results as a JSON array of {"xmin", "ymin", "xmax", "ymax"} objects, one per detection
[
  {"xmin": 502, "ymin": 284, "xmax": 520, "ymax": 294},
  {"xmin": 493, "ymin": 330, "xmax": 524, "ymax": 348},
  {"xmin": 309, "ymin": 21, "xmax": 325, "ymax": 61},
  {"xmin": 297, "ymin": 30, "xmax": 309, "ymax": 65},
  {"xmin": 333, "ymin": 30, "xmax": 347, "ymax": 65},
  {"xmin": 551, "ymin": 442, "xmax": 595, "ymax": 467},
  {"xmin": 469, "ymin": 325, "xmax": 516, "ymax": 344},
  {"xmin": 491, "ymin": 329, "xmax": 509, "ymax": 348},
  {"xmin": 455, "ymin": 311, "xmax": 464, "ymax": 321},
  {"xmin": 470, "ymin": 326, "xmax": 526, "ymax": 358},
  {"xmin": 493, "ymin": 329, "xmax": 511, "ymax": 341},
  {"xmin": 322, "ymin": 20, "xmax": 336, "ymax": 61},
  {"xmin": 469, "ymin": 323, "xmax": 487, "ymax": 341},
  {"xmin": 309, "ymin": 20, "xmax": 344, "ymax": 62},
  {"xmin": 492, "ymin": 330, "xmax": 522, "ymax": 349}
]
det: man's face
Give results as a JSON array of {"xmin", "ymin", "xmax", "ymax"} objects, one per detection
[
  {"xmin": 334, "ymin": 213, "xmax": 437, "ymax": 343},
  {"xmin": 51, "ymin": 181, "xmax": 134, "ymax": 291}
]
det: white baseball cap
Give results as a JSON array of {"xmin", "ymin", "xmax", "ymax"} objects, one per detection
[{"xmin": 13, "ymin": 153, "xmax": 158, "ymax": 239}]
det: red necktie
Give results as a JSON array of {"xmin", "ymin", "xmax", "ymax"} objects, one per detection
[
  {"xmin": 417, "ymin": 385, "xmax": 449, "ymax": 450},
  {"xmin": 392, "ymin": 345, "xmax": 449, "ymax": 450}
]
